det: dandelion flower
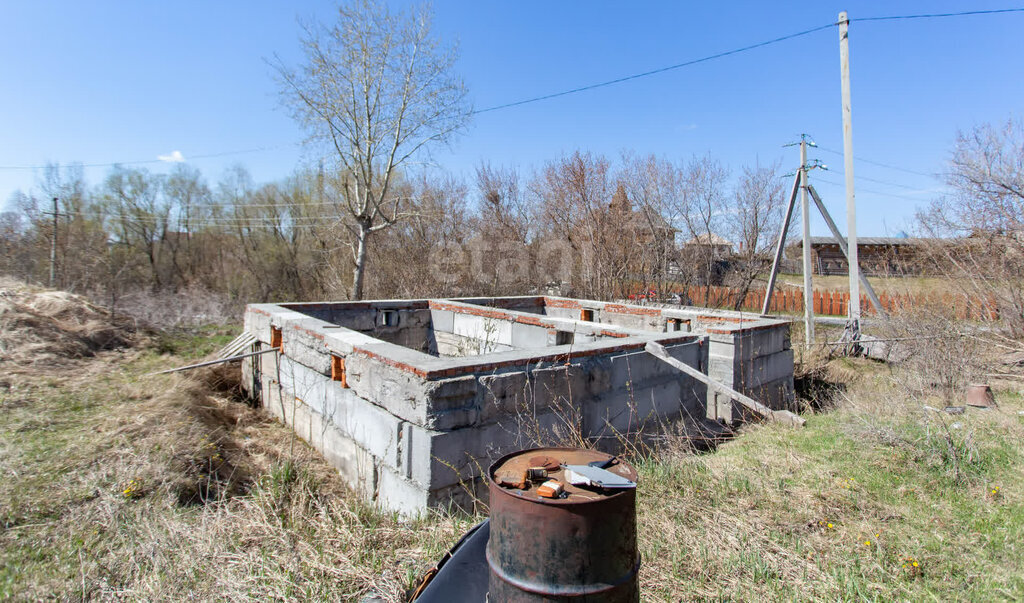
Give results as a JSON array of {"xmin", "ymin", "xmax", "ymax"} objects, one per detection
[{"xmin": 864, "ymin": 540, "xmax": 871, "ymax": 546}]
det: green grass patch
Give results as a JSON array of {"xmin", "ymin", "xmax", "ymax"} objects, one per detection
[{"xmin": 2, "ymin": 331, "xmax": 1022, "ymax": 601}]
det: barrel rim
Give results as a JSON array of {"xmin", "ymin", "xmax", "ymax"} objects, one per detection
[{"xmin": 487, "ymin": 446, "xmax": 638, "ymax": 506}]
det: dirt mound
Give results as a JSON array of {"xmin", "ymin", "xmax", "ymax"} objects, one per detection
[{"xmin": 0, "ymin": 278, "xmax": 137, "ymax": 365}]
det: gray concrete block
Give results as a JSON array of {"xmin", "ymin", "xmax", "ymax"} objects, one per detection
[
  {"xmin": 510, "ymin": 323, "xmax": 550, "ymax": 349},
  {"xmin": 282, "ymin": 334, "xmax": 332, "ymax": 376},
  {"xmin": 430, "ymin": 309, "xmax": 454, "ymax": 334},
  {"xmin": 427, "ymin": 375, "xmax": 479, "ymax": 409},
  {"xmin": 243, "ymin": 307, "xmax": 274, "ymax": 344},
  {"xmin": 480, "ymin": 370, "xmax": 529, "ymax": 422},
  {"xmin": 405, "ymin": 411, "xmax": 563, "ymax": 491},
  {"xmin": 736, "ymin": 349, "xmax": 795, "ymax": 390},
  {"xmin": 453, "ymin": 313, "xmax": 513, "ymax": 346},
  {"xmin": 729, "ymin": 326, "xmax": 790, "ymax": 360},
  {"xmin": 330, "ymin": 309, "xmax": 377, "ymax": 331},
  {"xmin": 531, "ymin": 364, "xmax": 586, "ymax": 408},
  {"xmin": 608, "ymin": 351, "xmax": 679, "ymax": 386},
  {"xmin": 278, "ymin": 358, "xmax": 401, "ymax": 464},
  {"xmin": 583, "ymin": 357, "xmax": 613, "ymax": 397},
  {"xmin": 376, "ymin": 464, "xmax": 429, "ymax": 517},
  {"xmin": 344, "ymin": 353, "xmax": 429, "ymax": 425}
]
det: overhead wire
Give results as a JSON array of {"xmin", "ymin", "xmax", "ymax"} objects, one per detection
[
  {"xmin": 810, "ymin": 175, "xmax": 935, "ymax": 203},
  {"xmin": 851, "ymin": 7, "xmax": 1024, "ymax": 22},
  {"xmin": 816, "ymin": 146, "xmax": 939, "ymax": 178},
  {"xmin": 471, "ymin": 22, "xmax": 837, "ymax": 114},
  {"xmin": 0, "ymin": 143, "xmax": 298, "ymax": 172},
  {"xmin": 2, "ymin": 8, "xmax": 1022, "ymax": 174}
]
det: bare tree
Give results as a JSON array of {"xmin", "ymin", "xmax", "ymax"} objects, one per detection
[
  {"xmin": 678, "ymin": 155, "xmax": 729, "ymax": 303},
  {"xmin": 102, "ymin": 167, "xmax": 169, "ymax": 291},
  {"xmin": 533, "ymin": 151, "xmax": 618, "ymax": 299},
  {"xmin": 727, "ymin": 161, "xmax": 785, "ymax": 308},
  {"xmin": 620, "ymin": 153, "xmax": 685, "ymax": 300},
  {"xmin": 275, "ymin": 0, "xmax": 471, "ymax": 299},
  {"xmin": 163, "ymin": 164, "xmax": 211, "ymax": 289},
  {"xmin": 371, "ymin": 173, "xmax": 469, "ymax": 298},
  {"xmin": 918, "ymin": 119, "xmax": 1024, "ymax": 338},
  {"xmin": 472, "ymin": 163, "xmax": 533, "ymax": 294}
]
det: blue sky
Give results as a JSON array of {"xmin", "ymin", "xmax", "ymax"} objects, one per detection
[{"xmin": 1, "ymin": 2, "xmax": 1022, "ymax": 236}]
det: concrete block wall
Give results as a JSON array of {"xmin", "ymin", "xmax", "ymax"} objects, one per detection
[
  {"xmin": 520, "ymin": 298, "xmax": 796, "ymax": 419},
  {"xmin": 241, "ymin": 297, "xmax": 790, "ymax": 515}
]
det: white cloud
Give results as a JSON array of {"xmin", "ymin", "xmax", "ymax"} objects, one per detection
[{"xmin": 157, "ymin": 150, "xmax": 185, "ymax": 163}]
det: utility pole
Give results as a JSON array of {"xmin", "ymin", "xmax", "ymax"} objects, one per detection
[
  {"xmin": 839, "ymin": 10, "xmax": 861, "ymax": 340},
  {"xmin": 47, "ymin": 197, "xmax": 59, "ymax": 287},
  {"xmin": 799, "ymin": 137, "xmax": 815, "ymax": 345}
]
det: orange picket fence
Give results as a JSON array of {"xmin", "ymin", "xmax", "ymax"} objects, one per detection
[{"xmin": 666, "ymin": 284, "xmax": 1000, "ymax": 320}]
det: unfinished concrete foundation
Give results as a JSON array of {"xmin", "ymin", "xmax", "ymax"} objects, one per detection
[{"xmin": 240, "ymin": 296, "xmax": 794, "ymax": 515}]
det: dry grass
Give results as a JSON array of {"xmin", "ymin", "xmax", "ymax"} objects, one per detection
[
  {"xmin": 2, "ymin": 283, "xmax": 1022, "ymax": 601},
  {"xmin": 0, "ymin": 278, "xmax": 140, "ymax": 365},
  {"xmin": 775, "ymin": 273, "xmax": 957, "ymax": 296},
  {"xmin": 0, "ymin": 345, "xmax": 478, "ymax": 601},
  {"xmin": 634, "ymin": 355, "xmax": 1024, "ymax": 601}
]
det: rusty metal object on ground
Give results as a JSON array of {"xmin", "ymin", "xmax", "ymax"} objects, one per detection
[
  {"xmin": 487, "ymin": 447, "xmax": 640, "ymax": 602},
  {"xmin": 527, "ymin": 455, "xmax": 561, "ymax": 471},
  {"xmin": 966, "ymin": 383, "xmax": 996, "ymax": 408}
]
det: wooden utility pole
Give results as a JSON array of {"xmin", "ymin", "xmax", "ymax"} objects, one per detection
[
  {"xmin": 839, "ymin": 11, "xmax": 861, "ymax": 334},
  {"xmin": 800, "ymin": 138, "xmax": 815, "ymax": 345},
  {"xmin": 48, "ymin": 197, "xmax": 58, "ymax": 287}
]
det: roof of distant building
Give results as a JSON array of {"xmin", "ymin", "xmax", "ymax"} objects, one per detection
[
  {"xmin": 788, "ymin": 236, "xmax": 927, "ymax": 247},
  {"xmin": 684, "ymin": 232, "xmax": 733, "ymax": 246}
]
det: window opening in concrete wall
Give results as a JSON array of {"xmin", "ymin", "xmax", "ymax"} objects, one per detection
[
  {"xmin": 270, "ymin": 326, "xmax": 282, "ymax": 348},
  {"xmin": 667, "ymin": 318, "xmax": 681, "ymax": 331},
  {"xmin": 331, "ymin": 354, "xmax": 348, "ymax": 388},
  {"xmin": 555, "ymin": 331, "xmax": 575, "ymax": 345},
  {"xmin": 379, "ymin": 310, "xmax": 399, "ymax": 327},
  {"xmin": 581, "ymin": 308, "xmax": 595, "ymax": 322}
]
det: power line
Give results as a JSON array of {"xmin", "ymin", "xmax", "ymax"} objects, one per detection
[
  {"xmin": 853, "ymin": 7, "xmax": 1024, "ymax": 22},
  {"xmin": 812, "ymin": 175, "xmax": 934, "ymax": 202},
  {"xmin": 472, "ymin": 22, "xmax": 837, "ymax": 114},
  {"xmin": 5, "ymin": 7, "xmax": 1024, "ymax": 169},
  {"xmin": 0, "ymin": 144, "xmax": 298, "ymax": 171},
  {"xmin": 816, "ymin": 146, "xmax": 938, "ymax": 178},
  {"xmin": 828, "ymin": 171, "xmax": 940, "ymax": 191}
]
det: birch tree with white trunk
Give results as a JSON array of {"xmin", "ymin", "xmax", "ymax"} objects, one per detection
[{"xmin": 275, "ymin": 0, "xmax": 470, "ymax": 299}]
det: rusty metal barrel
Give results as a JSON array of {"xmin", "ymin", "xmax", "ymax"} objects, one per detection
[{"xmin": 486, "ymin": 447, "xmax": 640, "ymax": 602}]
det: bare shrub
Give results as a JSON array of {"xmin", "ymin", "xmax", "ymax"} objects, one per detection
[
  {"xmin": 104, "ymin": 286, "xmax": 240, "ymax": 330},
  {"xmin": 883, "ymin": 302, "xmax": 992, "ymax": 405},
  {"xmin": 917, "ymin": 118, "xmax": 1024, "ymax": 339}
]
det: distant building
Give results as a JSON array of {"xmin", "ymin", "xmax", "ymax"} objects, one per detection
[
  {"xmin": 608, "ymin": 184, "xmax": 676, "ymax": 250},
  {"xmin": 785, "ymin": 236, "xmax": 926, "ymax": 276},
  {"xmin": 682, "ymin": 232, "xmax": 734, "ymax": 259}
]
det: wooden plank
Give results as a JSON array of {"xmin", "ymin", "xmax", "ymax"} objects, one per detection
[
  {"xmin": 215, "ymin": 331, "xmax": 258, "ymax": 359},
  {"xmin": 645, "ymin": 342, "xmax": 806, "ymax": 428},
  {"xmin": 147, "ymin": 347, "xmax": 280, "ymax": 376}
]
